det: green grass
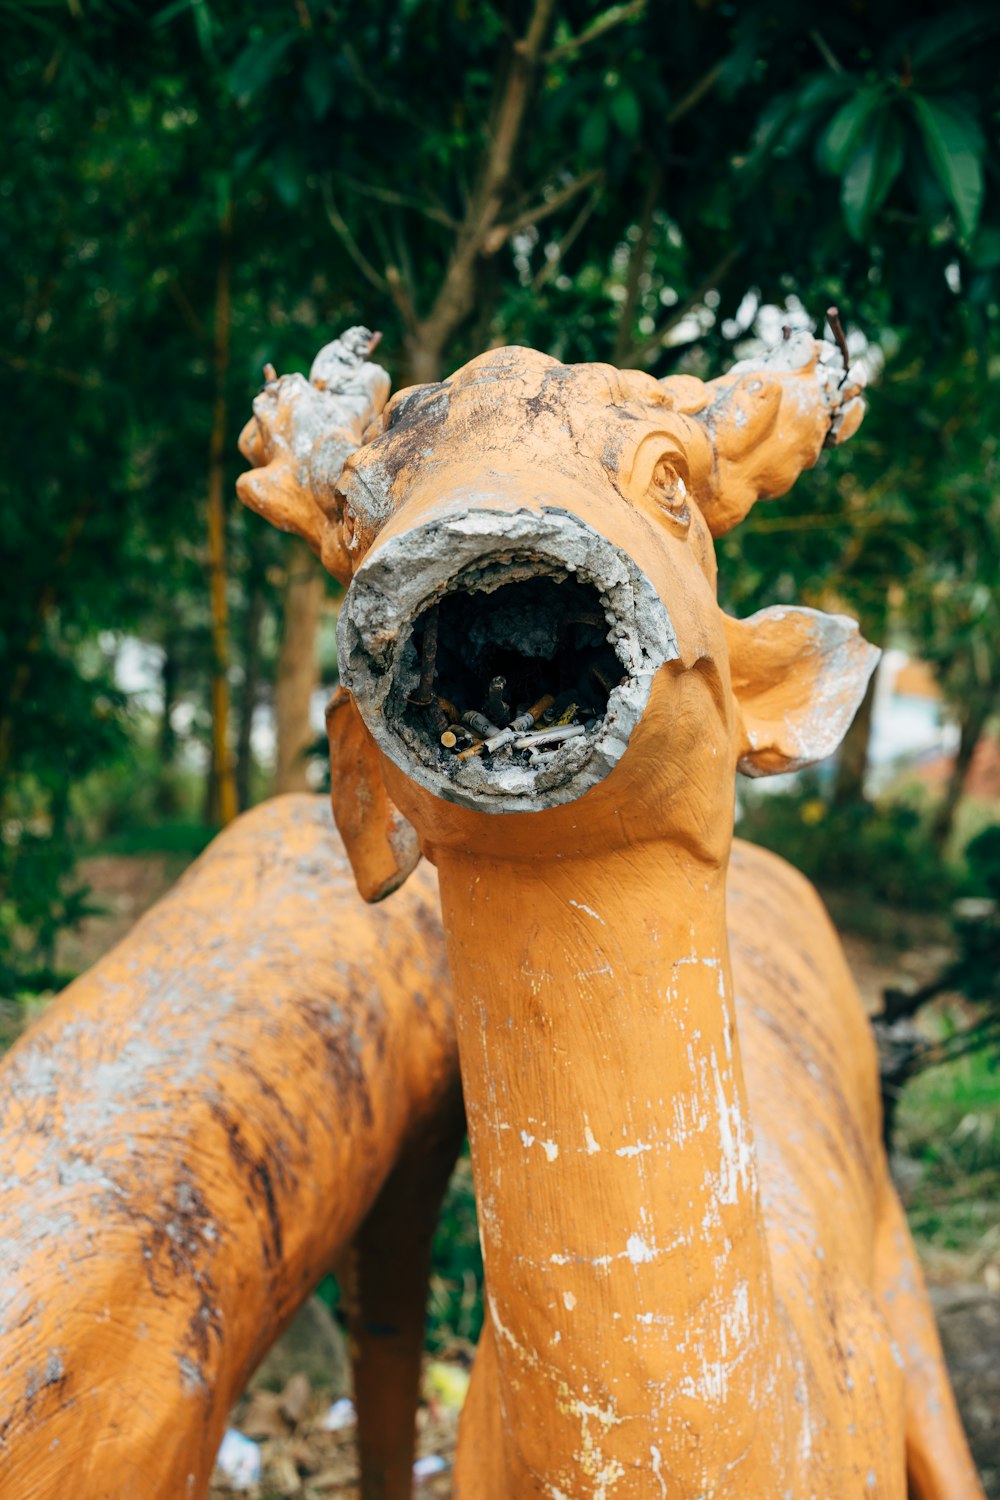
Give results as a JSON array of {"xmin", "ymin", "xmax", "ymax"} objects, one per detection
[{"xmin": 897, "ymin": 1046, "xmax": 1000, "ymax": 1260}]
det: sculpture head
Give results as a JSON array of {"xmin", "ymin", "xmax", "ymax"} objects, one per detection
[{"xmin": 239, "ymin": 329, "xmax": 876, "ymax": 880}]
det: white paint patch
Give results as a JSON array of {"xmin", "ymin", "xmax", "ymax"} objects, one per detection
[
  {"xmin": 650, "ymin": 1445, "xmax": 668, "ymax": 1497},
  {"xmin": 568, "ymin": 899, "xmax": 605, "ymax": 925},
  {"xmin": 615, "ymin": 1142, "xmax": 651, "ymax": 1158},
  {"xmin": 626, "ymin": 1234, "xmax": 656, "ymax": 1264},
  {"xmin": 521, "ymin": 1130, "xmax": 559, "ymax": 1160},
  {"xmin": 584, "ymin": 1123, "xmax": 601, "ymax": 1154},
  {"xmin": 563, "ymin": 1291, "xmax": 576, "ymax": 1311}
]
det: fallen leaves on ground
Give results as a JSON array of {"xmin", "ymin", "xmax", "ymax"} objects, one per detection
[{"xmin": 210, "ymin": 1369, "xmax": 460, "ymax": 1499}]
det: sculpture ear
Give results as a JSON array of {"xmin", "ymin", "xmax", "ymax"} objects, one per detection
[
  {"xmin": 723, "ymin": 606, "xmax": 879, "ymax": 778},
  {"xmin": 325, "ymin": 687, "xmax": 422, "ymax": 901}
]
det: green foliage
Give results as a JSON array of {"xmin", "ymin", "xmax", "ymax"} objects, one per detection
[
  {"xmin": 736, "ymin": 783, "xmax": 953, "ymax": 912},
  {"xmin": 965, "ymin": 826, "xmax": 1000, "ymax": 899},
  {"xmin": 428, "ymin": 1155, "xmax": 483, "ymax": 1351},
  {"xmin": 897, "ymin": 1047, "xmax": 1000, "ymax": 1258},
  {"xmin": 2, "ymin": 0, "xmax": 999, "ymax": 993}
]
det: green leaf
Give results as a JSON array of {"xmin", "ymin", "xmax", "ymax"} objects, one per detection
[
  {"xmin": 580, "ymin": 107, "xmax": 608, "ymax": 158},
  {"xmin": 228, "ymin": 32, "xmax": 297, "ymax": 106},
  {"xmin": 842, "ymin": 112, "xmax": 904, "ymax": 240},
  {"xmin": 819, "ymin": 86, "xmax": 884, "ymax": 175},
  {"xmin": 796, "ymin": 72, "xmax": 854, "ymax": 113},
  {"xmin": 906, "ymin": 7, "xmax": 999, "ymax": 72},
  {"xmin": 609, "ymin": 85, "xmax": 641, "ymax": 141},
  {"xmin": 303, "ymin": 52, "xmax": 335, "ymax": 121},
  {"xmin": 270, "ymin": 142, "xmax": 302, "ymax": 208},
  {"xmin": 969, "ymin": 227, "xmax": 1000, "ymax": 271},
  {"xmin": 190, "ymin": 0, "xmax": 215, "ymax": 57},
  {"xmin": 153, "ymin": 0, "xmax": 196, "ymax": 25},
  {"xmin": 911, "ymin": 95, "xmax": 985, "ymax": 237},
  {"xmin": 742, "ymin": 92, "xmax": 797, "ymax": 174}
]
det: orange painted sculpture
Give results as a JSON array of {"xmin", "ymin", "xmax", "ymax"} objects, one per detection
[
  {"xmin": 0, "ymin": 795, "xmax": 462, "ymax": 1498},
  {"xmin": 237, "ymin": 327, "xmax": 986, "ymax": 1498}
]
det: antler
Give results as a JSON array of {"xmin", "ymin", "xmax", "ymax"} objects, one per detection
[
  {"xmin": 236, "ymin": 327, "xmax": 391, "ymax": 583},
  {"xmin": 660, "ymin": 329, "xmax": 866, "ymax": 537}
]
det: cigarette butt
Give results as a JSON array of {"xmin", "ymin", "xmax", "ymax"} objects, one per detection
[
  {"xmin": 462, "ymin": 710, "xmax": 502, "ymax": 739},
  {"xmin": 513, "ymin": 723, "xmax": 586, "ymax": 750},
  {"xmin": 510, "ymin": 693, "xmax": 555, "ymax": 733},
  {"xmin": 441, "ymin": 730, "xmax": 459, "ymax": 748},
  {"xmin": 439, "ymin": 697, "xmax": 460, "ymax": 723}
]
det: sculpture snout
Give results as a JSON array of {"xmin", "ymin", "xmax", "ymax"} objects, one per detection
[{"xmin": 337, "ymin": 502, "xmax": 678, "ymax": 815}]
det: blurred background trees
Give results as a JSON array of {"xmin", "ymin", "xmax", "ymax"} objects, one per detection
[{"xmin": 2, "ymin": 0, "xmax": 999, "ymax": 1033}]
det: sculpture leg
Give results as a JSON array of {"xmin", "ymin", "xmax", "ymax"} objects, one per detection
[
  {"xmin": 873, "ymin": 1179, "xmax": 985, "ymax": 1500},
  {"xmin": 450, "ymin": 1314, "xmax": 506, "ymax": 1500},
  {"xmin": 340, "ymin": 1096, "xmax": 466, "ymax": 1500}
]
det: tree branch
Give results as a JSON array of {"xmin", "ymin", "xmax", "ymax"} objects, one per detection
[
  {"xmin": 341, "ymin": 41, "xmax": 430, "ymax": 134},
  {"xmin": 482, "ymin": 169, "xmax": 604, "ymax": 254},
  {"xmin": 531, "ymin": 184, "xmax": 603, "ymax": 292},
  {"xmin": 666, "ymin": 60, "xmax": 723, "ymax": 126},
  {"xmin": 320, "ymin": 178, "xmax": 387, "ymax": 294},
  {"xmin": 629, "ymin": 244, "xmax": 743, "ymax": 367},
  {"xmin": 331, "ymin": 171, "xmax": 460, "ymax": 231},
  {"xmin": 385, "ymin": 264, "xmax": 419, "ymax": 334},
  {"xmin": 413, "ymin": 0, "xmax": 558, "ymax": 364},
  {"xmin": 544, "ymin": 0, "xmax": 646, "ymax": 63},
  {"xmin": 0, "ymin": 349, "xmax": 98, "ymax": 389},
  {"xmin": 809, "ymin": 28, "xmax": 845, "ymax": 75},
  {"xmin": 613, "ymin": 164, "xmax": 661, "ymax": 365}
]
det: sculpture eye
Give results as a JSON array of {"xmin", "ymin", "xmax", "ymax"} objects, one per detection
[{"xmin": 648, "ymin": 457, "xmax": 691, "ymax": 530}]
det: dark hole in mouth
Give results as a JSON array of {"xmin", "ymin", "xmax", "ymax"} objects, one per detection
[{"xmin": 401, "ymin": 574, "xmax": 624, "ymax": 771}]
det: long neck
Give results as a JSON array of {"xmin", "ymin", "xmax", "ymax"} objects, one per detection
[{"xmin": 436, "ymin": 838, "xmax": 790, "ymax": 1497}]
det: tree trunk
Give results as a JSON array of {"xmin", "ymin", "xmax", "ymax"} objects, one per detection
[
  {"xmin": 274, "ymin": 541, "xmax": 326, "ymax": 795},
  {"xmin": 612, "ymin": 166, "xmax": 661, "ymax": 368},
  {"xmin": 832, "ymin": 665, "xmax": 878, "ymax": 807},
  {"xmin": 235, "ymin": 544, "xmax": 266, "ymax": 812},
  {"xmin": 931, "ymin": 692, "xmax": 992, "ymax": 848},
  {"xmin": 400, "ymin": 333, "xmax": 445, "ymax": 389},
  {"xmin": 159, "ymin": 640, "xmax": 178, "ymax": 766},
  {"xmin": 206, "ymin": 195, "xmax": 238, "ymax": 827}
]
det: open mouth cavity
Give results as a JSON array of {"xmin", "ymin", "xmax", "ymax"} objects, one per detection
[{"xmin": 337, "ymin": 509, "xmax": 677, "ymax": 813}]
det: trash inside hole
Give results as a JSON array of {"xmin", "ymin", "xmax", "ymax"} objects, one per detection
[{"xmin": 400, "ymin": 574, "xmax": 624, "ymax": 772}]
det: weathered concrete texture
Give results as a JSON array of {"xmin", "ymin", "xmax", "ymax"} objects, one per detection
[{"xmin": 338, "ymin": 506, "xmax": 677, "ymax": 813}]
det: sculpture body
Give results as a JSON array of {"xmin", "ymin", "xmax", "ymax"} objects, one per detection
[
  {"xmin": 0, "ymin": 796, "xmax": 461, "ymax": 1498},
  {"xmin": 240, "ymin": 329, "xmax": 984, "ymax": 1497},
  {"xmin": 0, "ymin": 324, "xmax": 982, "ymax": 1500}
]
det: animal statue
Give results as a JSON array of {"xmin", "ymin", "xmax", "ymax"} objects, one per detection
[
  {"xmin": 0, "ymin": 795, "xmax": 463, "ymax": 1498},
  {"xmin": 237, "ymin": 325, "xmax": 985, "ymax": 1500}
]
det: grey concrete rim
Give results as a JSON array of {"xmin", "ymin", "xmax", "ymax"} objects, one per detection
[{"xmin": 337, "ymin": 506, "xmax": 678, "ymax": 814}]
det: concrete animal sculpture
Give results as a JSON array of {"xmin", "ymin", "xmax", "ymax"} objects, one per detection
[
  {"xmin": 240, "ymin": 327, "xmax": 984, "ymax": 1499},
  {"xmin": 0, "ymin": 796, "xmax": 461, "ymax": 1499}
]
